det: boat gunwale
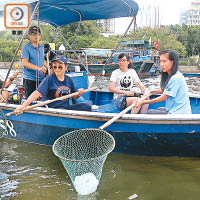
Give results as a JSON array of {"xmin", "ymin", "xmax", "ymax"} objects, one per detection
[{"xmin": 1, "ymin": 103, "xmax": 200, "ymax": 124}]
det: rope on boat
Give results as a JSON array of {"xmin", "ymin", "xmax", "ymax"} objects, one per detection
[
  {"xmin": 0, "ymin": 110, "xmax": 8, "ymax": 138},
  {"xmin": 7, "ymin": 120, "xmax": 17, "ymax": 137},
  {"xmin": 0, "ymin": 110, "xmax": 16, "ymax": 138}
]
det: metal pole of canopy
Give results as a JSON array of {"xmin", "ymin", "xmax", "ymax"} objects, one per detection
[
  {"xmin": 55, "ymin": 28, "xmax": 92, "ymax": 75},
  {"xmin": 70, "ymin": 9, "xmax": 82, "ymax": 49},
  {"xmin": 95, "ymin": 16, "xmax": 136, "ymax": 80},
  {"xmin": 46, "ymin": 8, "xmax": 92, "ymax": 75},
  {"xmin": 0, "ymin": 1, "xmax": 40, "ymax": 96},
  {"xmin": 132, "ymin": 17, "xmax": 137, "ymax": 67}
]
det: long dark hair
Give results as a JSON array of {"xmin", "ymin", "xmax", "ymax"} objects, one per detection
[
  {"xmin": 159, "ymin": 50, "xmax": 179, "ymax": 90},
  {"xmin": 118, "ymin": 53, "xmax": 133, "ymax": 69}
]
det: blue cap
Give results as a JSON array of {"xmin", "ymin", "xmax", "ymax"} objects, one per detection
[{"xmin": 52, "ymin": 55, "xmax": 69, "ymax": 64}]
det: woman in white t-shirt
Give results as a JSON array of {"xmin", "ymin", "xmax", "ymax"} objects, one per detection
[{"xmin": 109, "ymin": 53, "xmax": 149, "ymax": 114}]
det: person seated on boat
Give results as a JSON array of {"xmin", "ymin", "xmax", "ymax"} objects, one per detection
[
  {"xmin": 135, "ymin": 49, "xmax": 191, "ymax": 114},
  {"xmin": 14, "ymin": 55, "xmax": 92, "ymax": 115},
  {"xmin": 0, "ymin": 72, "xmax": 19, "ymax": 103},
  {"xmin": 109, "ymin": 53, "xmax": 149, "ymax": 114}
]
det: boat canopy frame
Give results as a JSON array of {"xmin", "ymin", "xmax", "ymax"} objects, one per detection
[{"xmin": 0, "ymin": 0, "xmax": 139, "ymax": 95}]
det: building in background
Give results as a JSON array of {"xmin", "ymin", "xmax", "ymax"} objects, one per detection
[
  {"xmin": 180, "ymin": 11, "xmax": 188, "ymax": 24},
  {"xmin": 180, "ymin": 0, "xmax": 200, "ymax": 25},
  {"xmin": 187, "ymin": 0, "xmax": 200, "ymax": 25},
  {"xmin": 97, "ymin": 19, "xmax": 115, "ymax": 34}
]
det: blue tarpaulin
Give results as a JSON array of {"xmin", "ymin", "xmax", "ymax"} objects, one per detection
[
  {"xmin": 30, "ymin": 0, "xmax": 138, "ymax": 27},
  {"xmin": 0, "ymin": 0, "xmax": 138, "ymax": 27}
]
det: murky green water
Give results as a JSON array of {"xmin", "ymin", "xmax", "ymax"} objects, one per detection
[
  {"xmin": 1, "ymin": 70, "xmax": 200, "ymax": 199},
  {"xmin": 1, "ymin": 138, "xmax": 200, "ymax": 200}
]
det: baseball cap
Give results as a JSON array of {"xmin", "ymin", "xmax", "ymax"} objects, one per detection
[
  {"xmin": 28, "ymin": 26, "xmax": 41, "ymax": 34},
  {"xmin": 52, "ymin": 55, "xmax": 69, "ymax": 64}
]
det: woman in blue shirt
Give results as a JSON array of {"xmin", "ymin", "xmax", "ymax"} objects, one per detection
[{"xmin": 136, "ymin": 49, "xmax": 191, "ymax": 114}]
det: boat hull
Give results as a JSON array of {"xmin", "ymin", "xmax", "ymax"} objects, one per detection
[
  {"xmin": 2, "ymin": 102, "xmax": 200, "ymax": 157},
  {"xmin": 183, "ymin": 72, "xmax": 200, "ymax": 77}
]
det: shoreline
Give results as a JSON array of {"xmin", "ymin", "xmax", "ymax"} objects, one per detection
[
  {"xmin": 0, "ymin": 62, "xmax": 23, "ymax": 69},
  {"xmin": 0, "ymin": 62, "xmax": 199, "ymax": 72},
  {"xmin": 179, "ymin": 65, "xmax": 200, "ymax": 72}
]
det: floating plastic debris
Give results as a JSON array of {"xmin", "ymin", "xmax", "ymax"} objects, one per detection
[
  {"xmin": 74, "ymin": 173, "xmax": 99, "ymax": 195},
  {"xmin": 128, "ymin": 193, "xmax": 138, "ymax": 199}
]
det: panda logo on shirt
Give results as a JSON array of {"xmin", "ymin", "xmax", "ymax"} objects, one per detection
[{"xmin": 120, "ymin": 75, "xmax": 132, "ymax": 89}]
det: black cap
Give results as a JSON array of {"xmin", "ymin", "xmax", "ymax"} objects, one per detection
[{"xmin": 28, "ymin": 26, "xmax": 41, "ymax": 34}]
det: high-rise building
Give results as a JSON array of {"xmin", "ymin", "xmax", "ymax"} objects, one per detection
[
  {"xmin": 187, "ymin": 1, "xmax": 200, "ymax": 25},
  {"xmin": 180, "ymin": 0, "xmax": 200, "ymax": 25},
  {"xmin": 180, "ymin": 11, "xmax": 187, "ymax": 25},
  {"xmin": 97, "ymin": 19, "xmax": 115, "ymax": 33}
]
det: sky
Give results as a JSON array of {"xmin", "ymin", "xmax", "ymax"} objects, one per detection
[
  {"xmin": 0, "ymin": 0, "xmax": 195, "ymax": 33},
  {"xmin": 115, "ymin": 0, "xmax": 193, "ymax": 33}
]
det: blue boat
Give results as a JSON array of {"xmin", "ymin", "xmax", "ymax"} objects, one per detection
[
  {"xmin": 182, "ymin": 72, "xmax": 200, "ymax": 77},
  {"xmin": 1, "ymin": 0, "xmax": 200, "ymax": 157},
  {"xmin": 1, "ymin": 71, "xmax": 200, "ymax": 157}
]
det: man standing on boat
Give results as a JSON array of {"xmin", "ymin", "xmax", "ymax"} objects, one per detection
[
  {"xmin": 14, "ymin": 55, "xmax": 91, "ymax": 114},
  {"xmin": 21, "ymin": 26, "xmax": 47, "ymax": 99}
]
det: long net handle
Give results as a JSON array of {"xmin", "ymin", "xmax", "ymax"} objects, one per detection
[
  {"xmin": 6, "ymin": 87, "xmax": 97, "ymax": 117},
  {"xmin": 99, "ymin": 96, "xmax": 147, "ymax": 130}
]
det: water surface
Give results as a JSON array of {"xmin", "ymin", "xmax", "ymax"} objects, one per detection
[
  {"xmin": 1, "ymin": 69, "xmax": 200, "ymax": 199},
  {"xmin": 1, "ymin": 138, "xmax": 200, "ymax": 200}
]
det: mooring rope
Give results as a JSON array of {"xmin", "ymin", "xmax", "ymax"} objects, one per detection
[{"xmin": 6, "ymin": 120, "xmax": 17, "ymax": 137}]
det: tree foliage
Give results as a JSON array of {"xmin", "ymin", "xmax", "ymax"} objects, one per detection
[{"xmin": 0, "ymin": 20, "xmax": 200, "ymax": 62}]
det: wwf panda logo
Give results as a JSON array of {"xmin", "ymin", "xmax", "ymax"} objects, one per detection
[{"xmin": 120, "ymin": 75, "xmax": 132, "ymax": 89}]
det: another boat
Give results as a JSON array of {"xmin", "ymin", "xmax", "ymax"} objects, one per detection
[
  {"xmin": 67, "ymin": 40, "xmax": 158, "ymax": 77},
  {"xmin": 1, "ymin": 71, "xmax": 200, "ymax": 157},
  {"xmin": 182, "ymin": 71, "xmax": 200, "ymax": 77}
]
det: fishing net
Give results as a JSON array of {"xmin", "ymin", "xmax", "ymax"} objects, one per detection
[
  {"xmin": 52, "ymin": 128, "xmax": 115, "ymax": 195},
  {"xmin": 0, "ymin": 110, "xmax": 8, "ymax": 138}
]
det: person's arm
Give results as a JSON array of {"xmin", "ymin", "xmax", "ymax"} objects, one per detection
[
  {"xmin": 21, "ymin": 58, "xmax": 47, "ymax": 73},
  {"xmin": 109, "ymin": 81, "xmax": 134, "ymax": 96},
  {"xmin": 4, "ymin": 72, "xmax": 19, "ymax": 88},
  {"xmin": 14, "ymin": 91, "xmax": 42, "ymax": 115},
  {"xmin": 149, "ymin": 88, "xmax": 163, "ymax": 94},
  {"xmin": 136, "ymin": 93, "xmax": 168, "ymax": 107},
  {"xmin": 136, "ymin": 81, "xmax": 146, "ymax": 93},
  {"xmin": 73, "ymin": 88, "xmax": 85, "ymax": 99}
]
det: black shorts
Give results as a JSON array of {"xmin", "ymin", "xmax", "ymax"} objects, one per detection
[{"xmin": 23, "ymin": 79, "xmax": 41, "ymax": 99}]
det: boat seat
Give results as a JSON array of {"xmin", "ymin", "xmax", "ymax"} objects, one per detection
[{"xmin": 93, "ymin": 102, "xmax": 121, "ymax": 113}]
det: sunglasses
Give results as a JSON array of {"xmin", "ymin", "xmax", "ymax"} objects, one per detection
[
  {"xmin": 53, "ymin": 65, "xmax": 64, "ymax": 70},
  {"xmin": 30, "ymin": 32, "xmax": 41, "ymax": 36},
  {"xmin": 118, "ymin": 59, "xmax": 128, "ymax": 63}
]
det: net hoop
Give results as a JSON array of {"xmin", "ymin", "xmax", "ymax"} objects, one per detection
[{"xmin": 52, "ymin": 128, "xmax": 115, "ymax": 162}]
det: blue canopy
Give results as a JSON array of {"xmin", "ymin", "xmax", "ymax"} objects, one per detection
[{"xmin": 28, "ymin": 0, "xmax": 138, "ymax": 27}]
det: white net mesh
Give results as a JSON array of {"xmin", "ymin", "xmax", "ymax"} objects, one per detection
[{"xmin": 52, "ymin": 128, "xmax": 115, "ymax": 195}]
